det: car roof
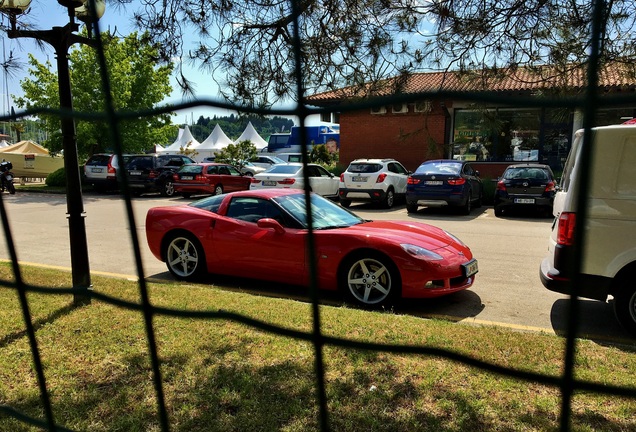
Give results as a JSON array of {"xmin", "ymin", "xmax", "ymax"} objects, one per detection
[{"xmin": 350, "ymin": 158, "xmax": 396, "ymax": 163}]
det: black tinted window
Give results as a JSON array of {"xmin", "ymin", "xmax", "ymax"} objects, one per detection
[
  {"xmin": 85, "ymin": 155, "xmax": 111, "ymax": 166},
  {"xmin": 348, "ymin": 163, "xmax": 382, "ymax": 173},
  {"xmin": 127, "ymin": 157, "xmax": 153, "ymax": 170}
]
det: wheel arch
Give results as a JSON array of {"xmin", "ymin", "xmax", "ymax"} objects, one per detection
[{"xmin": 610, "ymin": 260, "xmax": 636, "ymax": 297}]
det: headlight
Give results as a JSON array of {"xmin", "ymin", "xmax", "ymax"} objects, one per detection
[
  {"xmin": 444, "ymin": 230, "xmax": 465, "ymax": 246},
  {"xmin": 400, "ymin": 244, "xmax": 443, "ymax": 260}
]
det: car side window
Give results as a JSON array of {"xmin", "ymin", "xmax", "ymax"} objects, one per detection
[
  {"xmin": 227, "ymin": 166, "xmax": 241, "ymax": 176},
  {"xmin": 464, "ymin": 164, "xmax": 474, "ymax": 176},
  {"xmin": 225, "ymin": 197, "xmax": 285, "ymax": 224},
  {"xmin": 206, "ymin": 166, "xmax": 218, "ymax": 175},
  {"xmin": 219, "ymin": 166, "xmax": 231, "ymax": 175},
  {"xmin": 315, "ymin": 166, "xmax": 331, "ymax": 177},
  {"xmin": 395, "ymin": 163, "xmax": 408, "ymax": 175}
]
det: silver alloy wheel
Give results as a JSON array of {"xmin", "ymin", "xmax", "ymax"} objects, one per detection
[
  {"xmin": 346, "ymin": 257, "xmax": 392, "ymax": 305},
  {"xmin": 385, "ymin": 189, "xmax": 394, "ymax": 208},
  {"xmin": 214, "ymin": 185, "xmax": 223, "ymax": 195},
  {"xmin": 164, "ymin": 180, "xmax": 175, "ymax": 196},
  {"xmin": 166, "ymin": 236, "xmax": 200, "ymax": 278}
]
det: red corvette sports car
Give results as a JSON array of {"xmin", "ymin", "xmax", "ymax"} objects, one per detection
[{"xmin": 145, "ymin": 189, "xmax": 478, "ymax": 306}]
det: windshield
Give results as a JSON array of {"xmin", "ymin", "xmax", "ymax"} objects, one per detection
[
  {"xmin": 270, "ymin": 156, "xmax": 286, "ymax": 164},
  {"xmin": 273, "ymin": 193, "xmax": 364, "ymax": 229},
  {"xmin": 178, "ymin": 164, "xmax": 204, "ymax": 174}
]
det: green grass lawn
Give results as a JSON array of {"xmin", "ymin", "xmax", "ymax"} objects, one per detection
[{"xmin": 0, "ymin": 263, "xmax": 634, "ymax": 431}]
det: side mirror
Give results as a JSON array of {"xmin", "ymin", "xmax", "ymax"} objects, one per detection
[{"xmin": 257, "ymin": 218, "xmax": 286, "ymax": 234}]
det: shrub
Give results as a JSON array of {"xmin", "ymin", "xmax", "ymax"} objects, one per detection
[
  {"xmin": 45, "ymin": 168, "xmax": 66, "ymax": 187},
  {"xmin": 481, "ymin": 177, "xmax": 497, "ymax": 205}
]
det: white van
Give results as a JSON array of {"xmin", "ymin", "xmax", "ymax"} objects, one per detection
[{"xmin": 540, "ymin": 125, "xmax": 636, "ymax": 335}]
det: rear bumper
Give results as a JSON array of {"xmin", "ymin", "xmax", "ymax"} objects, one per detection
[
  {"xmin": 339, "ymin": 188, "xmax": 387, "ymax": 202},
  {"xmin": 539, "ymin": 258, "xmax": 611, "ymax": 301},
  {"xmin": 495, "ymin": 195, "xmax": 553, "ymax": 208},
  {"xmin": 174, "ymin": 183, "xmax": 214, "ymax": 194},
  {"xmin": 406, "ymin": 192, "xmax": 465, "ymax": 207}
]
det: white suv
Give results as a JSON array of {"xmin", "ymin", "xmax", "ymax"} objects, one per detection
[{"xmin": 339, "ymin": 158, "xmax": 410, "ymax": 208}]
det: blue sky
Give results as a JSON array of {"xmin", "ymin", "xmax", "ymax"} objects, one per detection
[{"xmin": 1, "ymin": 1, "xmax": 256, "ymax": 125}]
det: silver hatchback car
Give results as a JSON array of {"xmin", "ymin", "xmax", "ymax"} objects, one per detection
[{"xmin": 83, "ymin": 153, "xmax": 129, "ymax": 192}]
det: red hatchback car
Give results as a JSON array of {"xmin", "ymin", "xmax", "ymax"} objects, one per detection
[
  {"xmin": 173, "ymin": 163, "xmax": 251, "ymax": 198},
  {"xmin": 145, "ymin": 189, "xmax": 478, "ymax": 307}
]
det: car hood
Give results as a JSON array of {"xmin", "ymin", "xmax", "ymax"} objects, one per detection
[{"xmin": 343, "ymin": 220, "xmax": 455, "ymax": 250}]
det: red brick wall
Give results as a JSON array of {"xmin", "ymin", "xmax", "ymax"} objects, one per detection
[{"xmin": 339, "ymin": 102, "xmax": 450, "ymax": 171}]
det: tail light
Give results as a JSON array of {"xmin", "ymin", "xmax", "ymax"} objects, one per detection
[
  {"xmin": 173, "ymin": 173, "xmax": 179, "ymax": 181},
  {"xmin": 407, "ymin": 177, "xmax": 420, "ymax": 185},
  {"xmin": 496, "ymin": 180, "xmax": 507, "ymax": 191},
  {"xmin": 447, "ymin": 178, "xmax": 466, "ymax": 186},
  {"xmin": 544, "ymin": 181, "xmax": 556, "ymax": 192},
  {"xmin": 556, "ymin": 212, "xmax": 576, "ymax": 246},
  {"xmin": 376, "ymin": 173, "xmax": 387, "ymax": 183},
  {"xmin": 196, "ymin": 174, "xmax": 206, "ymax": 181},
  {"xmin": 106, "ymin": 163, "xmax": 116, "ymax": 178},
  {"xmin": 251, "ymin": 177, "xmax": 261, "ymax": 184},
  {"xmin": 278, "ymin": 178, "xmax": 296, "ymax": 185},
  {"xmin": 149, "ymin": 170, "xmax": 158, "ymax": 179},
  {"xmin": 339, "ymin": 173, "xmax": 345, "ymax": 182}
]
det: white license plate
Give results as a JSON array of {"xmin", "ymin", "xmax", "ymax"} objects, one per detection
[
  {"xmin": 181, "ymin": 176, "xmax": 193, "ymax": 180},
  {"xmin": 352, "ymin": 176, "xmax": 366, "ymax": 182},
  {"xmin": 425, "ymin": 180, "xmax": 443, "ymax": 185},
  {"xmin": 462, "ymin": 259, "xmax": 479, "ymax": 277},
  {"xmin": 91, "ymin": 168, "xmax": 103, "ymax": 173},
  {"xmin": 129, "ymin": 171, "xmax": 142, "ymax": 176},
  {"xmin": 263, "ymin": 181, "xmax": 277, "ymax": 186},
  {"xmin": 514, "ymin": 198, "xmax": 535, "ymax": 204}
]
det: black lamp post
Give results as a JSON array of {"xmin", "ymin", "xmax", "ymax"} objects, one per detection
[{"xmin": 0, "ymin": 0, "xmax": 105, "ymax": 306}]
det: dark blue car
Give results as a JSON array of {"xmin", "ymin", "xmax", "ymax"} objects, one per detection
[
  {"xmin": 493, "ymin": 163, "xmax": 556, "ymax": 217},
  {"xmin": 406, "ymin": 160, "xmax": 483, "ymax": 215}
]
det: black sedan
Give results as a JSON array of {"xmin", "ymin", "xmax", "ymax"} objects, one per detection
[
  {"xmin": 493, "ymin": 163, "xmax": 556, "ymax": 217},
  {"xmin": 406, "ymin": 160, "xmax": 483, "ymax": 215}
]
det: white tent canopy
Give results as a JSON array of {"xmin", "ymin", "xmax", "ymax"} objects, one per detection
[
  {"xmin": 234, "ymin": 121, "xmax": 268, "ymax": 150},
  {"xmin": 162, "ymin": 125, "xmax": 200, "ymax": 154},
  {"xmin": 194, "ymin": 124, "xmax": 234, "ymax": 161}
]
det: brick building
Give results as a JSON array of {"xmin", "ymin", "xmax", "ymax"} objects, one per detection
[{"xmin": 307, "ymin": 64, "xmax": 636, "ymax": 176}]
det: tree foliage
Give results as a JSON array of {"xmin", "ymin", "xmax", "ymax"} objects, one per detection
[
  {"xmin": 121, "ymin": 0, "xmax": 636, "ymax": 108},
  {"xmin": 214, "ymin": 140, "xmax": 259, "ymax": 170},
  {"xmin": 14, "ymin": 31, "xmax": 177, "ymax": 158}
]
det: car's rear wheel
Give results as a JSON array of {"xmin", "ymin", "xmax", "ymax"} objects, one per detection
[
  {"xmin": 382, "ymin": 188, "xmax": 395, "ymax": 209},
  {"xmin": 341, "ymin": 253, "xmax": 400, "ymax": 307},
  {"xmin": 164, "ymin": 233, "xmax": 206, "ymax": 281},
  {"xmin": 462, "ymin": 192, "xmax": 472, "ymax": 215},
  {"xmin": 613, "ymin": 277, "xmax": 636, "ymax": 336},
  {"xmin": 494, "ymin": 206, "xmax": 504, "ymax": 217},
  {"xmin": 244, "ymin": 171, "xmax": 254, "ymax": 177},
  {"xmin": 214, "ymin": 184, "xmax": 224, "ymax": 196},
  {"xmin": 406, "ymin": 202, "xmax": 418, "ymax": 213},
  {"xmin": 340, "ymin": 198, "xmax": 351, "ymax": 208},
  {"xmin": 161, "ymin": 179, "xmax": 175, "ymax": 197}
]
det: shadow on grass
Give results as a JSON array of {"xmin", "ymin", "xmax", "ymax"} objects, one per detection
[{"xmin": 0, "ymin": 302, "xmax": 78, "ymax": 349}]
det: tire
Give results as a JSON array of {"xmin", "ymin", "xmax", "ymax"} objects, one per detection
[
  {"xmin": 340, "ymin": 199, "xmax": 351, "ymax": 208},
  {"xmin": 475, "ymin": 188, "xmax": 483, "ymax": 208},
  {"xmin": 214, "ymin": 184, "xmax": 224, "ymax": 196},
  {"xmin": 164, "ymin": 233, "xmax": 206, "ymax": 281},
  {"xmin": 341, "ymin": 253, "xmax": 400, "ymax": 307},
  {"xmin": 182, "ymin": 193, "xmax": 191, "ymax": 199},
  {"xmin": 244, "ymin": 171, "xmax": 254, "ymax": 177},
  {"xmin": 382, "ymin": 188, "xmax": 395, "ymax": 209},
  {"xmin": 161, "ymin": 179, "xmax": 175, "ymax": 197},
  {"xmin": 613, "ymin": 278, "xmax": 636, "ymax": 337},
  {"xmin": 494, "ymin": 206, "xmax": 504, "ymax": 217},
  {"xmin": 462, "ymin": 192, "xmax": 472, "ymax": 215},
  {"xmin": 7, "ymin": 182, "xmax": 15, "ymax": 195},
  {"xmin": 406, "ymin": 202, "xmax": 418, "ymax": 213}
]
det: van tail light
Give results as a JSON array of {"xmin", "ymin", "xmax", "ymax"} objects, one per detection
[
  {"xmin": 278, "ymin": 178, "xmax": 296, "ymax": 185},
  {"xmin": 544, "ymin": 181, "xmax": 556, "ymax": 192},
  {"xmin": 149, "ymin": 170, "xmax": 158, "ymax": 179},
  {"xmin": 340, "ymin": 173, "xmax": 345, "ymax": 182},
  {"xmin": 376, "ymin": 173, "xmax": 387, "ymax": 183},
  {"xmin": 447, "ymin": 178, "xmax": 466, "ymax": 186},
  {"xmin": 407, "ymin": 177, "xmax": 420, "ymax": 185},
  {"xmin": 496, "ymin": 180, "xmax": 507, "ymax": 191},
  {"xmin": 557, "ymin": 212, "xmax": 576, "ymax": 246}
]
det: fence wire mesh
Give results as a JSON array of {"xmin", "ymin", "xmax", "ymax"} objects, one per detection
[{"xmin": 0, "ymin": 0, "xmax": 635, "ymax": 431}]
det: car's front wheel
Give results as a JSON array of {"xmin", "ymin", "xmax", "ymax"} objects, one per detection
[
  {"xmin": 341, "ymin": 253, "xmax": 400, "ymax": 307},
  {"xmin": 613, "ymin": 277, "xmax": 636, "ymax": 336},
  {"xmin": 164, "ymin": 233, "xmax": 206, "ymax": 281}
]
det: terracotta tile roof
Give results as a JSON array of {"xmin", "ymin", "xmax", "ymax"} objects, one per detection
[{"xmin": 307, "ymin": 63, "xmax": 636, "ymax": 105}]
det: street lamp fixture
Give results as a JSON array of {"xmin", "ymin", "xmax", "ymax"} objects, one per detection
[{"xmin": 0, "ymin": 0, "xmax": 106, "ymax": 306}]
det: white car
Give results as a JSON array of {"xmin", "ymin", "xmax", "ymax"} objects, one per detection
[
  {"xmin": 239, "ymin": 161, "xmax": 267, "ymax": 176},
  {"xmin": 250, "ymin": 163, "xmax": 339, "ymax": 198},
  {"xmin": 339, "ymin": 158, "xmax": 410, "ymax": 208},
  {"xmin": 251, "ymin": 155, "xmax": 286, "ymax": 169}
]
